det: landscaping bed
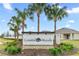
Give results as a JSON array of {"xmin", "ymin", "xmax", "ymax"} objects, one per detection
[
  {"xmin": 17, "ymin": 48, "xmax": 78, "ymax": 56},
  {"xmin": 17, "ymin": 43, "xmax": 78, "ymax": 56},
  {"xmin": 0, "ymin": 38, "xmax": 79, "ymax": 56},
  {"xmin": 0, "ymin": 48, "xmax": 78, "ymax": 56}
]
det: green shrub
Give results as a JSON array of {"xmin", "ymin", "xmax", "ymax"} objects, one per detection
[
  {"xmin": 60, "ymin": 45, "xmax": 69, "ymax": 51},
  {"xmin": 49, "ymin": 48, "xmax": 62, "ymax": 56},
  {"xmin": 49, "ymin": 43, "xmax": 74, "ymax": 56},
  {"xmin": 17, "ymin": 47, "xmax": 21, "ymax": 53},
  {"xmin": 5, "ymin": 45, "xmax": 21, "ymax": 55},
  {"xmin": 5, "ymin": 42, "xmax": 21, "ymax": 55},
  {"xmin": 60, "ymin": 43, "xmax": 74, "ymax": 51}
]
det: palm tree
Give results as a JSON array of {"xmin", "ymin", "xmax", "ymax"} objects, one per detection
[
  {"xmin": 44, "ymin": 4, "xmax": 68, "ymax": 47},
  {"xmin": 15, "ymin": 8, "xmax": 33, "ymax": 32},
  {"xmin": 28, "ymin": 3, "xmax": 46, "ymax": 32},
  {"xmin": 8, "ymin": 19, "xmax": 17, "ymax": 39},
  {"xmin": 8, "ymin": 16, "xmax": 21, "ymax": 41}
]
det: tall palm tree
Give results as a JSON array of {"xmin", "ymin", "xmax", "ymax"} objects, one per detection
[
  {"xmin": 28, "ymin": 3, "xmax": 46, "ymax": 32},
  {"xmin": 45, "ymin": 4, "xmax": 68, "ymax": 47},
  {"xmin": 15, "ymin": 8, "xmax": 33, "ymax": 32},
  {"xmin": 8, "ymin": 16, "xmax": 21, "ymax": 41}
]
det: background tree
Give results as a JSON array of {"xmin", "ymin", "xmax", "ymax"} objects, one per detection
[
  {"xmin": 44, "ymin": 4, "xmax": 68, "ymax": 47},
  {"xmin": 28, "ymin": 3, "xmax": 46, "ymax": 32},
  {"xmin": 0, "ymin": 33, "xmax": 5, "ymax": 38},
  {"xmin": 6, "ymin": 31, "xmax": 10, "ymax": 37},
  {"xmin": 8, "ymin": 19, "xmax": 17, "ymax": 39},
  {"xmin": 8, "ymin": 16, "xmax": 21, "ymax": 41}
]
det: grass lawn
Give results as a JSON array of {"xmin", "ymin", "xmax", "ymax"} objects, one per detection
[
  {"xmin": 0, "ymin": 38, "xmax": 15, "ymax": 55},
  {"xmin": 0, "ymin": 38, "xmax": 15, "ymax": 50},
  {"xmin": 61, "ymin": 40, "xmax": 79, "ymax": 56}
]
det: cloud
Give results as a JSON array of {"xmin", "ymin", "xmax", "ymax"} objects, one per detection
[
  {"xmin": 67, "ymin": 7, "xmax": 79, "ymax": 13},
  {"xmin": 65, "ymin": 20, "xmax": 75, "ymax": 28},
  {"xmin": 30, "ymin": 27, "xmax": 34, "ymax": 31},
  {"xmin": 65, "ymin": 24, "xmax": 71, "ymax": 28},
  {"xmin": 68, "ymin": 20, "xmax": 75, "ymax": 23},
  {"xmin": 2, "ymin": 19, "xmax": 5, "ymax": 22},
  {"xmin": 3, "ymin": 3, "xmax": 12, "ymax": 10}
]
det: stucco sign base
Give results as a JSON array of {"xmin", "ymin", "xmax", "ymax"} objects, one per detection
[{"xmin": 23, "ymin": 45, "xmax": 54, "ymax": 49}]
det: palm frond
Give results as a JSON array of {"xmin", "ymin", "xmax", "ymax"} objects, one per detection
[{"xmin": 44, "ymin": 3, "xmax": 68, "ymax": 21}]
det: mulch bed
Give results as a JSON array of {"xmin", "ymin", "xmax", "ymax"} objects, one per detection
[{"xmin": 18, "ymin": 49, "xmax": 51, "ymax": 56}]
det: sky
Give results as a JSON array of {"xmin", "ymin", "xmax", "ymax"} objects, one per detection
[{"xmin": 0, "ymin": 3, "xmax": 79, "ymax": 35}]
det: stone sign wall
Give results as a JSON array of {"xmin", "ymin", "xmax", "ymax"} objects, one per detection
[{"xmin": 22, "ymin": 32, "xmax": 60, "ymax": 49}]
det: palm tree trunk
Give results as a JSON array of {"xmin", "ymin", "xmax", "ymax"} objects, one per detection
[
  {"xmin": 22, "ymin": 19, "xmax": 25, "ymax": 32},
  {"xmin": 37, "ymin": 14, "xmax": 40, "ymax": 32},
  {"xmin": 53, "ymin": 20, "xmax": 57, "ymax": 47},
  {"xmin": 16, "ymin": 31, "xmax": 19, "ymax": 46},
  {"xmin": 16, "ymin": 27, "xmax": 19, "ymax": 42},
  {"xmin": 16, "ymin": 32, "xmax": 18, "ymax": 41},
  {"xmin": 14, "ymin": 32, "xmax": 16, "ymax": 39}
]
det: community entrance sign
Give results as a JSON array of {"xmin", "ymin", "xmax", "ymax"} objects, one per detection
[{"xmin": 22, "ymin": 32, "xmax": 60, "ymax": 49}]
